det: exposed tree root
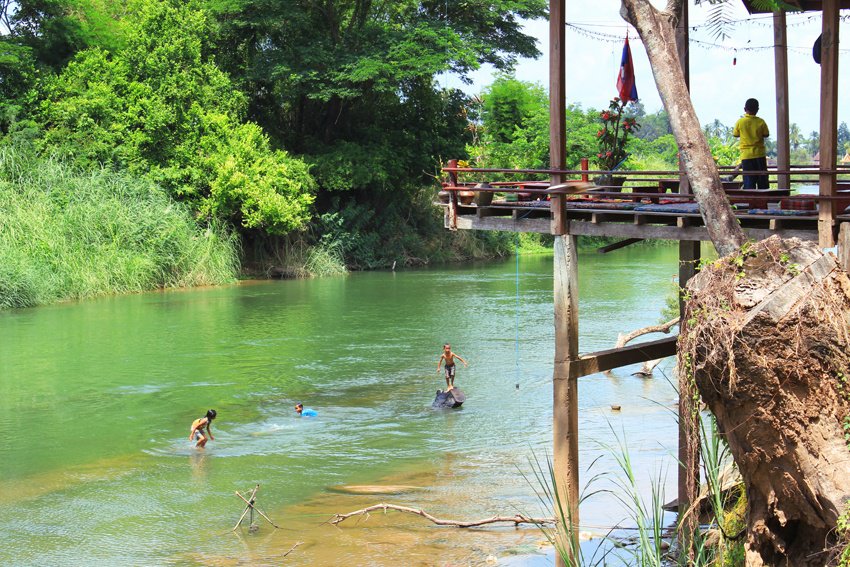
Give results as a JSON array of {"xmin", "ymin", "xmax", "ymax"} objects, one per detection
[{"xmin": 680, "ymin": 236, "xmax": 850, "ymax": 566}]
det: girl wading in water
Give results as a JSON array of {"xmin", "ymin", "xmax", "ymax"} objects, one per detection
[{"xmin": 189, "ymin": 409, "xmax": 216, "ymax": 448}]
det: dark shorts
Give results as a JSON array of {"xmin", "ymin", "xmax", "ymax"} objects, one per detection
[
  {"xmin": 741, "ymin": 156, "xmax": 768, "ymax": 189},
  {"xmin": 444, "ymin": 364, "xmax": 456, "ymax": 378}
]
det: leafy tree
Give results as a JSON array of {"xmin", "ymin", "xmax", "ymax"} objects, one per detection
[
  {"xmin": 6, "ymin": 0, "xmax": 132, "ymax": 69},
  {"xmin": 703, "ymin": 118, "xmax": 733, "ymax": 144},
  {"xmin": 806, "ymin": 130, "xmax": 820, "ymax": 158},
  {"xmin": 634, "ymin": 108, "xmax": 671, "ymax": 140},
  {"xmin": 34, "ymin": 0, "xmax": 315, "ymax": 234},
  {"xmin": 837, "ymin": 121, "xmax": 850, "ymax": 160},
  {"xmin": 789, "ymin": 122, "xmax": 801, "ymax": 151},
  {"xmin": 205, "ymin": 0, "xmax": 546, "ymax": 192},
  {"xmin": 480, "ymin": 73, "xmax": 545, "ymax": 144},
  {"xmin": 0, "ymin": 40, "xmax": 37, "ymax": 134}
]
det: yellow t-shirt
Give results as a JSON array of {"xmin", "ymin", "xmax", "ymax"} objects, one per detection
[{"xmin": 733, "ymin": 114, "xmax": 769, "ymax": 160}]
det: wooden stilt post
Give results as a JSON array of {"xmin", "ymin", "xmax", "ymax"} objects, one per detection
[
  {"xmin": 773, "ymin": 12, "xmax": 790, "ymax": 190},
  {"xmin": 550, "ymin": 1, "xmax": 576, "ymax": 565},
  {"xmin": 554, "ymin": 234, "xmax": 580, "ymax": 563},
  {"xmin": 677, "ymin": 240, "xmax": 700, "ymax": 558},
  {"xmin": 675, "ymin": 4, "xmax": 700, "ymax": 559},
  {"xmin": 818, "ymin": 0, "xmax": 839, "ymax": 248},
  {"xmin": 838, "ymin": 223, "xmax": 850, "ymax": 272}
]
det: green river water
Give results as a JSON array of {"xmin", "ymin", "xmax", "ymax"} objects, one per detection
[{"xmin": 0, "ymin": 246, "xmax": 683, "ymax": 566}]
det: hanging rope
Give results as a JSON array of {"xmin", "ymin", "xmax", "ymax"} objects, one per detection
[{"xmin": 514, "ymin": 236, "xmax": 521, "ymax": 390}]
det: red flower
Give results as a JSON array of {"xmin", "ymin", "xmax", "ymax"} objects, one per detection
[{"xmin": 597, "ymin": 130, "xmax": 603, "ymax": 137}]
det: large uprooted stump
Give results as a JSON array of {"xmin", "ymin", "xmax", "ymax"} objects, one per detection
[{"xmin": 680, "ymin": 235, "xmax": 850, "ymax": 566}]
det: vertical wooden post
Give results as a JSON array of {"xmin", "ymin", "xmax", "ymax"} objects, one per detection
[
  {"xmin": 818, "ymin": 0, "xmax": 839, "ymax": 248},
  {"xmin": 773, "ymin": 12, "xmax": 791, "ymax": 190},
  {"xmin": 677, "ymin": 241, "xmax": 700, "ymax": 558},
  {"xmin": 550, "ymin": 0, "xmax": 567, "ymax": 236},
  {"xmin": 580, "ymin": 157, "xmax": 589, "ymax": 183},
  {"xmin": 447, "ymin": 158, "xmax": 458, "ymax": 231},
  {"xmin": 839, "ymin": 223, "xmax": 850, "ymax": 272},
  {"xmin": 675, "ymin": 1, "xmax": 691, "ymax": 195},
  {"xmin": 675, "ymin": 4, "xmax": 700, "ymax": 559},
  {"xmin": 554, "ymin": 234, "xmax": 580, "ymax": 560},
  {"xmin": 550, "ymin": 3, "xmax": 575, "ymax": 565}
]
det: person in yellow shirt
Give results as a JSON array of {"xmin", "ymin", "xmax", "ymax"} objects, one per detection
[{"xmin": 732, "ymin": 98, "xmax": 770, "ymax": 189}]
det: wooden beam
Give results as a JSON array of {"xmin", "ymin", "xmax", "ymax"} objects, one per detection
[
  {"xmin": 452, "ymin": 215, "xmax": 819, "ymax": 242},
  {"xmin": 596, "ymin": 238, "xmax": 644, "ymax": 253},
  {"xmin": 774, "ymin": 12, "xmax": 791, "ymax": 190},
  {"xmin": 819, "ymin": 0, "xmax": 839, "ymax": 247},
  {"xmin": 553, "ymin": 234, "xmax": 580, "ymax": 556},
  {"xmin": 571, "ymin": 336, "xmax": 677, "ymax": 378}
]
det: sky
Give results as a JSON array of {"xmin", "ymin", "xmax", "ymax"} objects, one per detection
[{"xmin": 456, "ymin": 1, "xmax": 850, "ymax": 136}]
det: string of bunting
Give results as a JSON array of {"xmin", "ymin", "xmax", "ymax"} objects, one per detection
[
  {"xmin": 565, "ymin": 21, "xmax": 850, "ymax": 55},
  {"xmin": 569, "ymin": 13, "xmax": 849, "ymax": 31}
]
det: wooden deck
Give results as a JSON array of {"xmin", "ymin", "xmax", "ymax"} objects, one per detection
[{"xmin": 442, "ymin": 197, "xmax": 847, "ymax": 242}]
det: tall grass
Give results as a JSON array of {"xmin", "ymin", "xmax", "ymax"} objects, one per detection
[
  {"xmin": 259, "ymin": 234, "xmax": 348, "ymax": 278},
  {"xmin": 525, "ymin": 420, "xmax": 744, "ymax": 566},
  {"xmin": 0, "ymin": 146, "xmax": 239, "ymax": 309}
]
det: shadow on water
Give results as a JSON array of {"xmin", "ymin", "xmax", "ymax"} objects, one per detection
[{"xmin": 0, "ymin": 247, "xmax": 682, "ymax": 565}]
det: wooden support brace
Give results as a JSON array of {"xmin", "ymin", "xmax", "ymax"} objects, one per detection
[
  {"xmin": 597, "ymin": 238, "xmax": 644, "ymax": 254},
  {"xmin": 677, "ymin": 217, "xmax": 690, "ymax": 228},
  {"xmin": 571, "ymin": 336, "xmax": 678, "ymax": 378},
  {"xmin": 634, "ymin": 214, "xmax": 646, "ymax": 226},
  {"xmin": 769, "ymin": 218, "xmax": 783, "ymax": 231}
]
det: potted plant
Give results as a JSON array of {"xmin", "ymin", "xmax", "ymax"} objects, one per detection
[{"xmin": 594, "ymin": 98, "xmax": 640, "ymax": 190}]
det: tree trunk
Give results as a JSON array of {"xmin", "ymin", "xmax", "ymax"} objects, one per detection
[
  {"xmin": 619, "ymin": 0, "xmax": 746, "ymax": 257},
  {"xmin": 680, "ymin": 236, "xmax": 850, "ymax": 565},
  {"xmin": 619, "ymin": 3, "xmax": 850, "ymax": 564}
]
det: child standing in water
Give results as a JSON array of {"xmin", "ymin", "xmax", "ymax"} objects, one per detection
[
  {"xmin": 436, "ymin": 343, "xmax": 467, "ymax": 391},
  {"xmin": 189, "ymin": 409, "xmax": 216, "ymax": 448}
]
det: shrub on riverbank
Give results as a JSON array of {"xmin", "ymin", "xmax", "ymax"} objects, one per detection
[{"xmin": 0, "ymin": 148, "xmax": 239, "ymax": 309}]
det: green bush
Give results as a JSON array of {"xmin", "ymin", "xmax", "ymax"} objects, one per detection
[
  {"xmin": 0, "ymin": 145, "xmax": 239, "ymax": 309},
  {"xmin": 32, "ymin": 0, "xmax": 315, "ymax": 234}
]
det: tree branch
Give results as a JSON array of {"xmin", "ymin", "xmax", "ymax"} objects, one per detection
[
  {"xmin": 615, "ymin": 317, "xmax": 680, "ymax": 349},
  {"xmin": 282, "ymin": 541, "xmax": 303, "ymax": 558},
  {"xmin": 326, "ymin": 503, "xmax": 555, "ymax": 528},
  {"xmin": 607, "ymin": 317, "xmax": 679, "ymax": 376}
]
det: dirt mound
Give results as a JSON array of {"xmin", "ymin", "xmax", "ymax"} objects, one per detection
[{"xmin": 680, "ymin": 235, "xmax": 850, "ymax": 566}]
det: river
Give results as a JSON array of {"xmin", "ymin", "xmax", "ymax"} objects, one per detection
[{"xmin": 0, "ymin": 245, "xmax": 683, "ymax": 566}]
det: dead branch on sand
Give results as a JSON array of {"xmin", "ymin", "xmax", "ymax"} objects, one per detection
[{"xmin": 326, "ymin": 503, "xmax": 555, "ymax": 528}]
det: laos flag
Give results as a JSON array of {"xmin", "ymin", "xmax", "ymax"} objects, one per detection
[{"xmin": 616, "ymin": 37, "xmax": 638, "ymax": 103}]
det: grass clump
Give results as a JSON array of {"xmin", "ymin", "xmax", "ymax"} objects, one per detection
[{"xmin": 0, "ymin": 146, "xmax": 239, "ymax": 309}]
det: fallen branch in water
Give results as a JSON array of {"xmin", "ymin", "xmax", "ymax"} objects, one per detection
[
  {"xmin": 326, "ymin": 503, "xmax": 555, "ymax": 528},
  {"xmin": 282, "ymin": 541, "xmax": 303, "ymax": 558}
]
